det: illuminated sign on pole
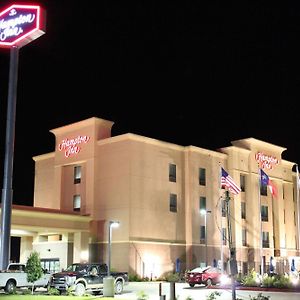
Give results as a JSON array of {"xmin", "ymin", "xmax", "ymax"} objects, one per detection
[
  {"xmin": 0, "ymin": 4, "xmax": 46, "ymax": 269},
  {"xmin": 0, "ymin": 4, "xmax": 46, "ymax": 48}
]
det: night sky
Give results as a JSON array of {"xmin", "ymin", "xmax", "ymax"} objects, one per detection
[{"xmin": 0, "ymin": 0, "xmax": 300, "ymax": 206}]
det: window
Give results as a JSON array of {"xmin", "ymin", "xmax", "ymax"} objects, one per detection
[
  {"xmin": 169, "ymin": 194, "xmax": 177, "ymax": 212},
  {"xmin": 241, "ymin": 202, "xmax": 246, "ymax": 219},
  {"xmin": 222, "ymin": 228, "xmax": 227, "ymax": 245},
  {"xmin": 260, "ymin": 184, "xmax": 267, "ymax": 196},
  {"xmin": 199, "ymin": 196, "xmax": 206, "ymax": 211},
  {"xmin": 261, "ymin": 205, "xmax": 268, "ymax": 222},
  {"xmin": 240, "ymin": 175, "xmax": 246, "ymax": 192},
  {"xmin": 262, "ymin": 231, "xmax": 269, "ymax": 248},
  {"xmin": 199, "ymin": 168, "xmax": 206, "ymax": 186},
  {"xmin": 200, "ymin": 225, "xmax": 205, "ymax": 243},
  {"xmin": 242, "ymin": 228, "xmax": 247, "ymax": 246},
  {"xmin": 222, "ymin": 200, "xmax": 226, "ymax": 217},
  {"xmin": 169, "ymin": 164, "xmax": 176, "ymax": 182},
  {"xmin": 74, "ymin": 166, "xmax": 81, "ymax": 184},
  {"xmin": 40, "ymin": 258, "xmax": 60, "ymax": 273},
  {"xmin": 73, "ymin": 195, "xmax": 81, "ymax": 212}
]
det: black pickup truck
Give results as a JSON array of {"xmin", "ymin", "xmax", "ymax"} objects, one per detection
[{"xmin": 48, "ymin": 263, "xmax": 128, "ymax": 296}]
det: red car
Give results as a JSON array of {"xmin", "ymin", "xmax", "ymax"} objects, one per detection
[{"xmin": 185, "ymin": 266, "xmax": 222, "ymax": 287}]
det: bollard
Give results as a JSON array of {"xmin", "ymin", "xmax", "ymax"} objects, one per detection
[
  {"xmin": 159, "ymin": 282, "xmax": 166, "ymax": 300},
  {"xmin": 169, "ymin": 281, "xmax": 175, "ymax": 300},
  {"xmin": 103, "ymin": 276, "xmax": 115, "ymax": 297}
]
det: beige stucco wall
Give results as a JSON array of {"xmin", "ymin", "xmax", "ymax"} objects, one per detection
[{"xmin": 23, "ymin": 117, "xmax": 300, "ymax": 276}]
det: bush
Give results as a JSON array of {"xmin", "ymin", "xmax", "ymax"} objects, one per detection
[
  {"xmin": 261, "ymin": 275, "xmax": 275, "ymax": 287},
  {"xmin": 273, "ymin": 274, "xmax": 292, "ymax": 288},
  {"xmin": 129, "ymin": 274, "xmax": 143, "ymax": 282},
  {"xmin": 47, "ymin": 287, "xmax": 60, "ymax": 295},
  {"xmin": 241, "ymin": 269, "xmax": 260, "ymax": 287},
  {"xmin": 26, "ymin": 251, "xmax": 43, "ymax": 294},
  {"xmin": 165, "ymin": 272, "xmax": 180, "ymax": 282},
  {"xmin": 249, "ymin": 293, "xmax": 270, "ymax": 300},
  {"xmin": 136, "ymin": 290, "xmax": 149, "ymax": 300}
]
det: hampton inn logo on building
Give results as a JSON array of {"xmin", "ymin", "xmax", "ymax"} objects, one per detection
[
  {"xmin": 255, "ymin": 152, "xmax": 279, "ymax": 170},
  {"xmin": 58, "ymin": 135, "xmax": 90, "ymax": 158}
]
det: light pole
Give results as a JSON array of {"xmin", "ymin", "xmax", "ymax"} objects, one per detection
[
  {"xmin": 108, "ymin": 220, "xmax": 120, "ymax": 276},
  {"xmin": 200, "ymin": 209, "xmax": 211, "ymax": 267}
]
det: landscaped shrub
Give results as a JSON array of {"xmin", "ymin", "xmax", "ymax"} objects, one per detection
[
  {"xmin": 273, "ymin": 274, "xmax": 292, "ymax": 288},
  {"xmin": 47, "ymin": 287, "xmax": 60, "ymax": 295},
  {"xmin": 241, "ymin": 269, "xmax": 260, "ymax": 287},
  {"xmin": 129, "ymin": 274, "xmax": 143, "ymax": 282},
  {"xmin": 165, "ymin": 272, "xmax": 180, "ymax": 282},
  {"xmin": 249, "ymin": 293, "xmax": 270, "ymax": 300},
  {"xmin": 261, "ymin": 275, "xmax": 275, "ymax": 287}
]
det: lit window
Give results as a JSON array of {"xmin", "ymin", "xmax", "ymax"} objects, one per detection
[
  {"xmin": 74, "ymin": 166, "xmax": 81, "ymax": 184},
  {"xmin": 169, "ymin": 194, "xmax": 177, "ymax": 212},
  {"xmin": 199, "ymin": 196, "xmax": 206, "ymax": 211},
  {"xmin": 169, "ymin": 164, "xmax": 176, "ymax": 182},
  {"xmin": 262, "ymin": 231, "xmax": 269, "ymax": 248},
  {"xmin": 73, "ymin": 195, "xmax": 81, "ymax": 212}
]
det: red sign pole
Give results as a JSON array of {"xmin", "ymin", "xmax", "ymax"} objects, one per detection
[{"xmin": 0, "ymin": 4, "xmax": 46, "ymax": 269}]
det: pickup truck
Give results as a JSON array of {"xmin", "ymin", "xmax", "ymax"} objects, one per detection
[
  {"xmin": 48, "ymin": 263, "xmax": 129, "ymax": 296},
  {"xmin": 0, "ymin": 263, "xmax": 51, "ymax": 293}
]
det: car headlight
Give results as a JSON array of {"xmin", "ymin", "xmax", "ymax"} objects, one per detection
[{"xmin": 65, "ymin": 276, "xmax": 76, "ymax": 285}]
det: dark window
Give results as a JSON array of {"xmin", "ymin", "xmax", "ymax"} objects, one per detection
[
  {"xmin": 169, "ymin": 194, "xmax": 177, "ymax": 212},
  {"xmin": 242, "ymin": 228, "xmax": 247, "ymax": 246},
  {"xmin": 260, "ymin": 184, "xmax": 267, "ymax": 196},
  {"xmin": 199, "ymin": 196, "xmax": 206, "ymax": 211},
  {"xmin": 199, "ymin": 168, "xmax": 206, "ymax": 186},
  {"xmin": 169, "ymin": 164, "xmax": 176, "ymax": 182},
  {"xmin": 222, "ymin": 200, "xmax": 226, "ymax": 217},
  {"xmin": 261, "ymin": 205, "xmax": 268, "ymax": 222},
  {"xmin": 262, "ymin": 232, "xmax": 270, "ymax": 248},
  {"xmin": 241, "ymin": 202, "xmax": 246, "ymax": 219},
  {"xmin": 240, "ymin": 175, "xmax": 246, "ymax": 192},
  {"xmin": 73, "ymin": 195, "xmax": 81, "ymax": 212},
  {"xmin": 222, "ymin": 228, "xmax": 227, "ymax": 245},
  {"xmin": 200, "ymin": 225, "xmax": 205, "ymax": 243},
  {"xmin": 74, "ymin": 166, "xmax": 81, "ymax": 184}
]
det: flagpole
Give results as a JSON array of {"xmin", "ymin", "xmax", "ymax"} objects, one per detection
[
  {"xmin": 258, "ymin": 167, "xmax": 264, "ymax": 276},
  {"xmin": 219, "ymin": 164, "xmax": 224, "ymax": 274},
  {"xmin": 296, "ymin": 164, "xmax": 300, "ymax": 252}
]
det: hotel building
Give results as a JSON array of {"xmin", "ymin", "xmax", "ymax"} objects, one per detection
[{"xmin": 8, "ymin": 117, "xmax": 300, "ymax": 277}]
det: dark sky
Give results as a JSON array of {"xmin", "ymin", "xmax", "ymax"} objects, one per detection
[{"xmin": 0, "ymin": 0, "xmax": 300, "ymax": 206}]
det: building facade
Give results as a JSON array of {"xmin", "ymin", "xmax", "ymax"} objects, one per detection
[{"xmin": 8, "ymin": 117, "xmax": 300, "ymax": 277}]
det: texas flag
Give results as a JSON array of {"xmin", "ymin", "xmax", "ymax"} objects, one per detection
[{"xmin": 260, "ymin": 169, "xmax": 277, "ymax": 197}]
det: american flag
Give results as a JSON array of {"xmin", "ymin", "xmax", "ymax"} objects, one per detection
[{"xmin": 221, "ymin": 167, "xmax": 241, "ymax": 195}]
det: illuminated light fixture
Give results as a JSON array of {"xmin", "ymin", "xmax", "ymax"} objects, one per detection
[
  {"xmin": 11, "ymin": 229, "xmax": 33, "ymax": 236},
  {"xmin": 80, "ymin": 250, "xmax": 89, "ymax": 262},
  {"xmin": 200, "ymin": 209, "xmax": 212, "ymax": 267},
  {"xmin": 0, "ymin": 4, "xmax": 46, "ymax": 48},
  {"xmin": 108, "ymin": 221, "xmax": 119, "ymax": 276}
]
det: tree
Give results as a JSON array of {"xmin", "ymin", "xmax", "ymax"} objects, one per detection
[{"xmin": 26, "ymin": 251, "xmax": 43, "ymax": 294}]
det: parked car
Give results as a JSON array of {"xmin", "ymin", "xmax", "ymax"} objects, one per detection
[
  {"xmin": 185, "ymin": 266, "xmax": 222, "ymax": 287},
  {"xmin": 0, "ymin": 263, "xmax": 51, "ymax": 293},
  {"xmin": 48, "ymin": 263, "xmax": 128, "ymax": 296}
]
